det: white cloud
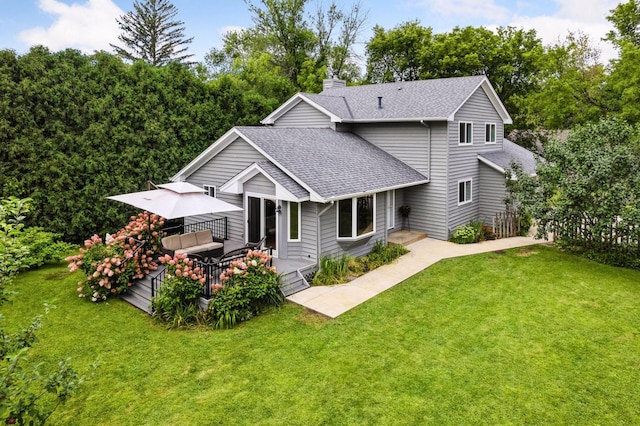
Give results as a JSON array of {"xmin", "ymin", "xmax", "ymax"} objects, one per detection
[
  {"xmin": 412, "ymin": 0, "xmax": 511, "ymax": 22},
  {"xmin": 19, "ymin": 0, "xmax": 123, "ymax": 53},
  {"xmin": 510, "ymin": 0, "xmax": 620, "ymax": 63}
]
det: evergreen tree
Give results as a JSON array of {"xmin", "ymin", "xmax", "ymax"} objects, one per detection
[{"xmin": 111, "ymin": 0, "xmax": 193, "ymax": 66}]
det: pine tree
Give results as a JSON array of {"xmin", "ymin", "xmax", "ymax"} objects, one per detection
[{"xmin": 111, "ymin": 0, "xmax": 193, "ymax": 66}]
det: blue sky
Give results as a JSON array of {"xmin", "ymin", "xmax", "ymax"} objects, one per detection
[{"xmin": 0, "ymin": 0, "xmax": 621, "ymax": 64}]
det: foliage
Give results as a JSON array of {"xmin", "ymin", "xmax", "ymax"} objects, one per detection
[
  {"xmin": 0, "ymin": 198, "xmax": 83, "ymax": 425},
  {"xmin": 313, "ymin": 241, "xmax": 408, "ymax": 285},
  {"xmin": 207, "ymin": 250, "xmax": 282, "ymax": 329},
  {"xmin": 606, "ymin": 0, "xmax": 640, "ymax": 48},
  {"xmin": 507, "ymin": 117, "xmax": 640, "ymax": 268},
  {"xmin": 450, "ymin": 225, "xmax": 479, "ymax": 244},
  {"xmin": 361, "ymin": 240, "xmax": 409, "ymax": 271},
  {"xmin": 206, "ymin": 0, "xmax": 367, "ymax": 88},
  {"xmin": 152, "ymin": 253, "xmax": 206, "ymax": 327},
  {"xmin": 450, "ymin": 221, "xmax": 497, "ymax": 244},
  {"xmin": 66, "ymin": 212, "xmax": 164, "ymax": 301},
  {"xmin": 514, "ymin": 31, "xmax": 607, "ymax": 129},
  {"xmin": 312, "ymin": 254, "xmax": 351, "ymax": 285},
  {"xmin": 0, "ymin": 48, "xmax": 253, "ymax": 242},
  {"xmin": 365, "ymin": 24, "xmax": 544, "ymax": 127},
  {"xmin": 111, "ymin": 0, "xmax": 193, "ymax": 65}
]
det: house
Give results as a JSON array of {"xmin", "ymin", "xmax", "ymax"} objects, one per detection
[{"xmin": 172, "ymin": 75, "xmax": 534, "ymax": 267}]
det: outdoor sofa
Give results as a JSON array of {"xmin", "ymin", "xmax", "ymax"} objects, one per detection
[{"xmin": 161, "ymin": 230, "xmax": 223, "ymax": 257}]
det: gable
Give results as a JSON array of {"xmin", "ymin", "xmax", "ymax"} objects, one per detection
[
  {"xmin": 452, "ymin": 80, "xmax": 512, "ymax": 125},
  {"xmin": 272, "ymin": 100, "xmax": 332, "ymax": 128}
]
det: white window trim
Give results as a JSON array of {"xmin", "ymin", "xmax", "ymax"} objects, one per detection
[
  {"xmin": 336, "ymin": 194, "xmax": 377, "ymax": 241},
  {"xmin": 485, "ymin": 122, "xmax": 496, "ymax": 144},
  {"xmin": 458, "ymin": 179, "xmax": 473, "ymax": 205},
  {"xmin": 386, "ymin": 190, "xmax": 395, "ymax": 230},
  {"xmin": 459, "ymin": 121, "xmax": 473, "ymax": 145},
  {"xmin": 203, "ymin": 184, "xmax": 216, "ymax": 197},
  {"xmin": 288, "ymin": 201, "xmax": 301, "ymax": 242}
]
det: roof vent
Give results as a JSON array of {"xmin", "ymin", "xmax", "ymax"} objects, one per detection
[{"xmin": 377, "ymin": 96, "xmax": 383, "ymax": 109}]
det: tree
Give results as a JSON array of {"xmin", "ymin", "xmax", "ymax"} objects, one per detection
[
  {"xmin": 506, "ymin": 118, "xmax": 640, "ymax": 268},
  {"xmin": 206, "ymin": 0, "xmax": 367, "ymax": 90},
  {"xmin": 111, "ymin": 0, "xmax": 193, "ymax": 66},
  {"xmin": 366, "ymin": 21, "xmax": 433, "ymax": 83},
  {"xmin": 606, "ymin": 0, "xmax": 640, "ymax": 48},
  {"xmin": 514, "ymin": 31, "xmax": 606, "ymax": 129},
  {"xmin": 365, "ymin": 23, "xmax": 545, "ymax": 128}
]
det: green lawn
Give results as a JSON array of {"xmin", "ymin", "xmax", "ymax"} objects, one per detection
[{"xmin": 4, "ymin": 245, "xmax": 640, "ymax": 425}]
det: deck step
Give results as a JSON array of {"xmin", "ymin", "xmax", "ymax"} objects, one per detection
[{"xmin": 388, "ymin": 231, "xmax": 428, "ymax": 246}]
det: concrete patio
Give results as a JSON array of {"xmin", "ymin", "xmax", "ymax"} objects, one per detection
[{"xmin": 286, "ymin": 235, "xmax": 551, "ymax": 318}]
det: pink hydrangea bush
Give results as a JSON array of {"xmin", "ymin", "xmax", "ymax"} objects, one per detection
[
  {"xmin": 151, "ymin": 254, "xmax": 206, "ymax": 326},
  {"xmin": 207, "ymin": 250, "xmax": 282, "ymax": 329},
  {"xmin": 65, "ymin": 212, "xmax": 164, "ymax": 302}
]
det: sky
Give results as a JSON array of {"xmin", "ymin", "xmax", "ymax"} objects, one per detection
[{"xmin": 0, "ymin": 0, "xmax": 622, "ymax": 65}]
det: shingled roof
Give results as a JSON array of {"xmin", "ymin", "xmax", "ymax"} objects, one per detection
[
  {"xmin": 234, "ymin": 126, "xmax": 428, "ymax": 201},
  {"xmin": 262, "ymin": 75, "xmax": 512, "ymax": 124},
  {"xmin": 478, "ymin": 139, "xmax": 538, "ymax": 176}
]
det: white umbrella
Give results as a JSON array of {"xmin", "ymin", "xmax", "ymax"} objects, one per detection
[{"xmin": 107, "ymin": 182, "xmax": 243, "ymax": 219}]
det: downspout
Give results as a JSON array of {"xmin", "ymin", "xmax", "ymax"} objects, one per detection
[{"xmin": 316, "ymin": 201, "xmax": 334, "ymax": 267}]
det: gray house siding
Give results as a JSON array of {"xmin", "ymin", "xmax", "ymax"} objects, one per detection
[
  {"xmin": 185, "ymin": 137, "xmax": 267, "ymax": 241},
  {"xmin": 352, "ymin": 122, "xmax": 430, "ymax": 176},
  {"xmin": 478, "ymin": 163, "xmax": 507, "ymax": 224},
  {"xmin": 244, "ymin": 174, "xmax": 275, "ymax": 196},
  {"xmin": 318, "ymin": 194, "xmax": 386, "ymax": 259},
  {"xmin": 447, "ymin": 87, "xmax": 504, "ymax": 234},
  {"xmin": 285, "ymin": 202, "xmax": 318, "ymax": 260},
  {"xmin": 403, "ymin": 122, "xmax": 448, "ymax": 240},
  {"xmin": 272, "ymin": 101, "xmax": 331, "ymax": 128}
]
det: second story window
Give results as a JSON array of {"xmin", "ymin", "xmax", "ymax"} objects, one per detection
[
  {"xmin": 485, "ymin": 123, "xmax": 496, "ymax": 144},
  {"xmin": 459, "ymin": 122, "xmax": 473, "ymax": 145}
]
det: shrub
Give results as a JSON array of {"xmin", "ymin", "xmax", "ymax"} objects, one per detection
[
  {"xmin": 362, "ymin": 240, "xmax": 409, "ymax": 271},
  {"xmin": 518, "ymin": 210, "xmax": 533, "ymax": 236},
  {"xmin": 206, "ymin": 250, "xmax": 282, "ymax": 329},
  {"xmin": 312, "ymin": 255, "xmax": 351, "ymax": 286},
  {"xmin": 152, "ymin": 254, "xmax": 206, "ymax": 327},
  {"xmin": 450, "ymin": 225, "xmax": 478, "ymax": 244},
  {"xmin": 66, "ymin": 212, "xmax": 164, "ymax": 302},
  {"xmin": 313, "ymin": 242, "xmax": 409, "ymax": 285}
]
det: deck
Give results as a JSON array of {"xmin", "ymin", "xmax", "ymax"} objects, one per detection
[{"xmin": 121, "ymin": 239, "xmax": 317, "ymax": 314}]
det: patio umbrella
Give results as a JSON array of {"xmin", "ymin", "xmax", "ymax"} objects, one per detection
[{"xmin": 107, "ymin": 182, "xmax": 243, "ymax": 219}]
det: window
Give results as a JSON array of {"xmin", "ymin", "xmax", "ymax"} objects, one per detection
[
  {"xmin": 203, "ymin": 184, "xmax": 216, "ymax": 197},
  {"xmin": 458, "ymin": 179, "xmax": 472, "ymax": 205},
  {"xmin": 459, "ymin": 122, "xmax": 473, "ymax": 144},
  {"xmin": 485, "ymin": 123, "xmax": 496, "ymax": 144},
  {"xmin": 337, "ymin": 194, "xmax": 376, "ymax": 239},
  {"xmin": 288, "ymin": 202, "xmax": 300, "ymax": 241},
  {"xmin": 386, "ymin": 190, "xmax": 395, "ymax": 230}
]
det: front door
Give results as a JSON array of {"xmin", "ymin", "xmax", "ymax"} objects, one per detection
[{"xmin": 247, "ymin": 195, "xmax": 278, "ymax": 256}]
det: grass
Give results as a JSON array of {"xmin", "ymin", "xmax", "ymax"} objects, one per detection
[{"xmin": 3, "ymin": 245, "xmax": 640, "ymax": 425}]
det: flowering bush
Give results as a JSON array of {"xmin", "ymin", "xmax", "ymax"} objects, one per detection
[
  {"xmin": 65, "ymin": 212, "xmax": 164, "ymax": 302},
  {"xmin": 207, "ymin": 250, "xmax": 282, "ymax": 329},
  {"xmin": 152, "ymin": 254, "xmax": 206, "ymax": 327}
]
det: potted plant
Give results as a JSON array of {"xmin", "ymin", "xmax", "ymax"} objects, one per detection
[{"xmin": 399, "ymin": 205, "xmax": 411, "ymax": 218}]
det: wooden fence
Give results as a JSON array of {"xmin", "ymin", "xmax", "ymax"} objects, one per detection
[{"xmin": 493, "ymin": 210, "xmax": 521, "ymax": 239}]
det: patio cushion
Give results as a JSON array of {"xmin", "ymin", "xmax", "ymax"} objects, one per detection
[
  {"xmin": 161, "ymin": 235, "xmax": 182, "ymax": 251},
  {"xmin": 175, "ymin": 241, "xmax": 223, "ymax": 255},
  {"xmin": 180, "ymin": 232, "xmax": 198, "ymax": 249},
  {"xmin": 195, "ymin": 230, "xmax": 213, "ymax": 245}
]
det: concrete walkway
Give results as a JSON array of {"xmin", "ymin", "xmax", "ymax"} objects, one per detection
[{"xmin": 286, "ymin": 235, "xmax": 549, "ymax": 318}]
